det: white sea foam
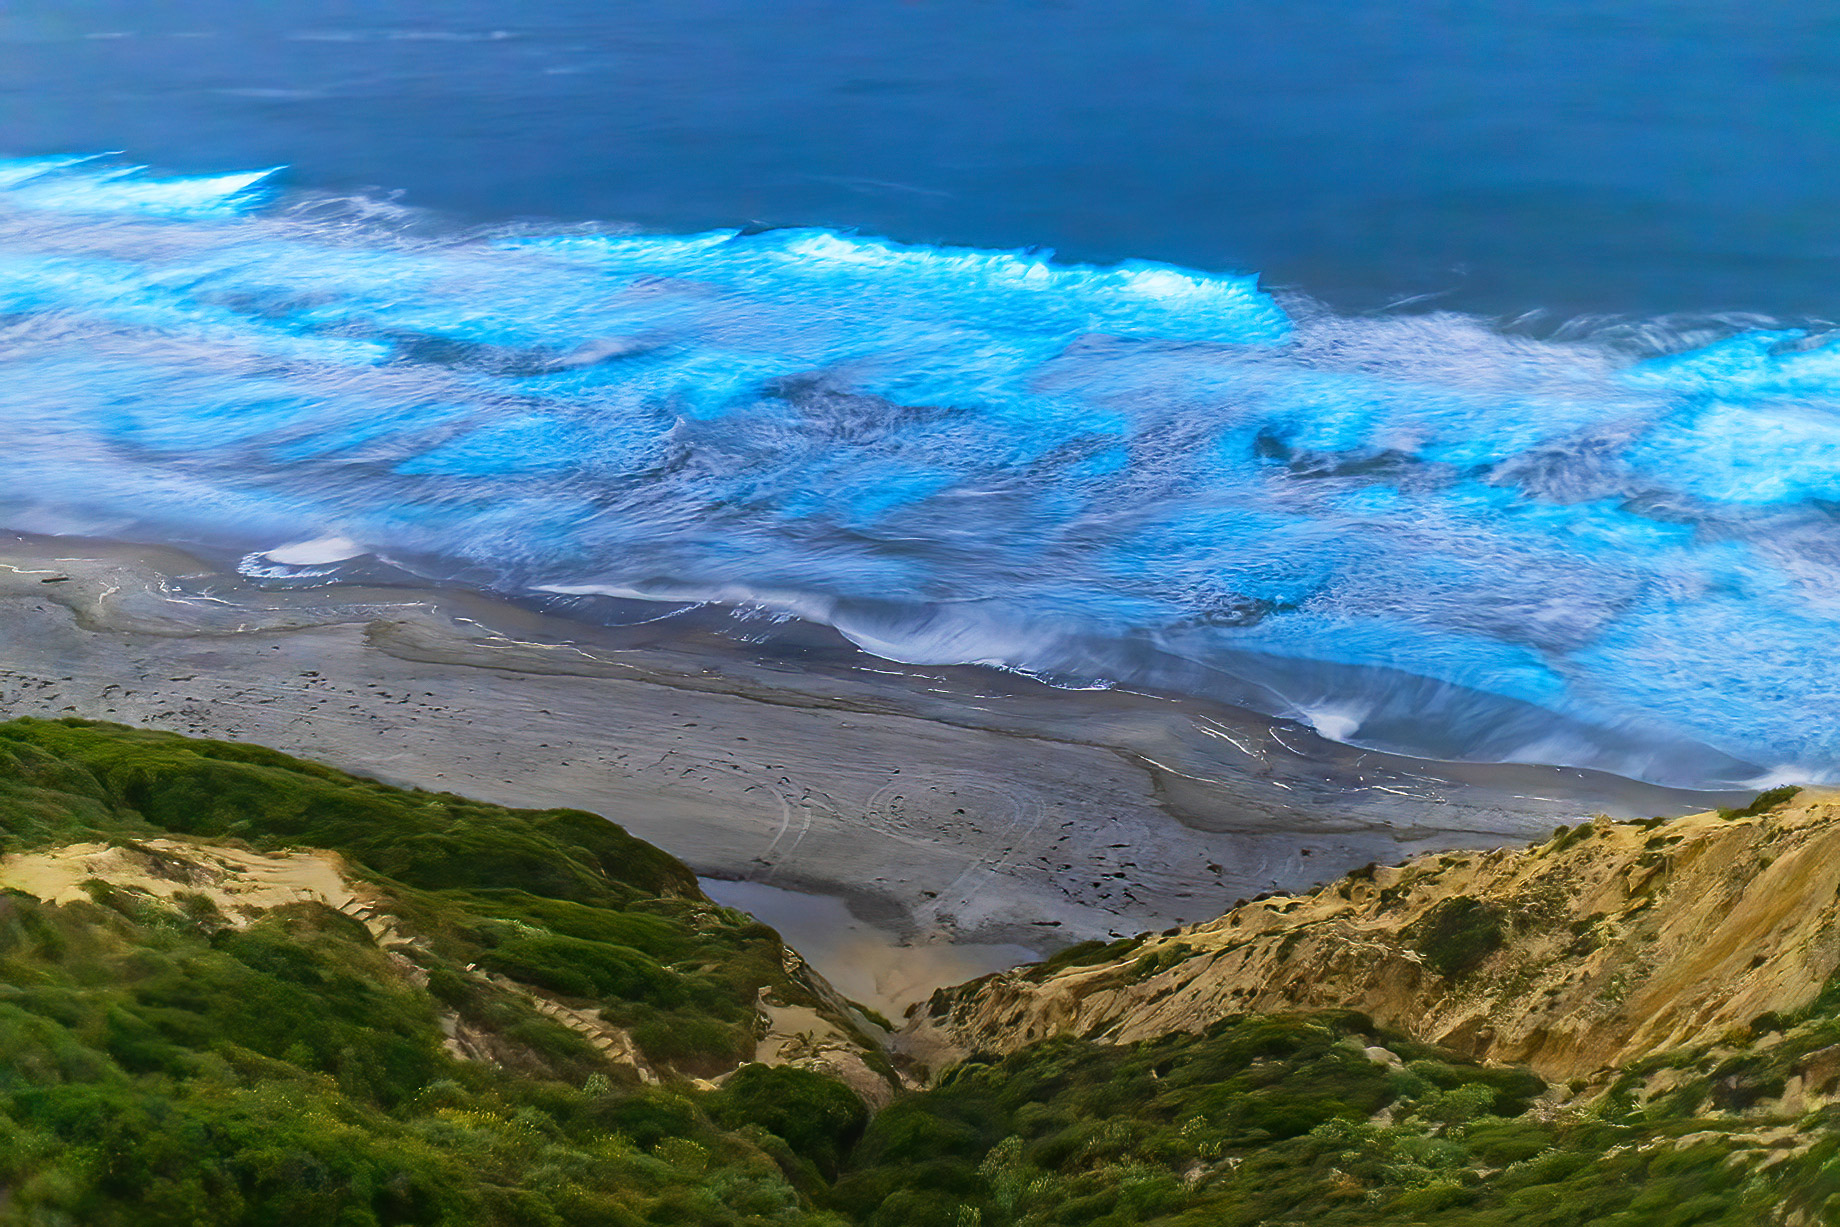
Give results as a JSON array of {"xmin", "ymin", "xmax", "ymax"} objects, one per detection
[
  {"xmin": 1300, "ymin": 703, "xmax": 1368, "ymax": 743},
  {"xmin": 0, "ymin": 158, "xmax": 282, "ymax": 218},
  {"xmin": 261, "ymin": 536, "xmax": 369, "ymax": 566},
  {"xmin": 0, "ymin": 151, "xmax": 1835, "ymax": 786}
]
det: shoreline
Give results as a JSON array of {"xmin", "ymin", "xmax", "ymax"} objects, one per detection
[{"xmin": 0, "ymin": 531, "xmax": 1749, "ymax": 1002}]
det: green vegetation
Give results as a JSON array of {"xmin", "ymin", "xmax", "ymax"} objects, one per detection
[
  {"xmin": 0, "ymin": 717, "xmax": 869, "ymax": 1075},
  {"xmin": 709, "ymin": 1065, "xmax": 870, "ymax": 1180},
  {"xmin": 1411, "ymin": 895, "xmax": 1507, "ymax": 980},
  {"xmin": 0, "ymin": 884, "xmax": 836, "ymax": 1225},
  {"xmin": 0, "ymin": 717, "xmax": 1831, "ymax": 1224},
  {"xmin": 0, "ymin": 717, "xmax": 871, "ymax": 1225},
  {"xmin": 1028, "ymin": 937, "xmax": 1142, "ymax": 980},
  {"xmin": 1717, "ymin": 785, "xmax": 1803, "ymax": 821},
  {"xmin": 829, "ymin": 1012, "xmax": 1812, "ymax": 1226}
]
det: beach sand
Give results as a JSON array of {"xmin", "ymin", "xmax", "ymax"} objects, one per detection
[{"xmin": 0, "ymin": 532, "xmax": 1742, "ymax": 1006}]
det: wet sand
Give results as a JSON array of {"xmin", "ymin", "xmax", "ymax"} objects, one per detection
[
  {"xmin": 700, "ymin": 878, "xmax": 1037, "ymax": 1015},
  {"xmin": 0, "ymin": 532, "xmax": 1745, "ymax": 990}
]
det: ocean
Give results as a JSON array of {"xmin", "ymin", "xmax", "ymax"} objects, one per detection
[{"xmin": 2, "ymin": 0, "xmax": 1836, "ymax": 788}]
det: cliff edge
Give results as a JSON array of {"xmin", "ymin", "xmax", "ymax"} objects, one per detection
[{"xmin": 904, "ymin": 787, "xmax": 1832, "ymax": 1083}]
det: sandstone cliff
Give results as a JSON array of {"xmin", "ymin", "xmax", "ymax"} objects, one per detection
[{"xmin": 902, "ymin": 788, "xmax": 1837, "ymax": 1083}]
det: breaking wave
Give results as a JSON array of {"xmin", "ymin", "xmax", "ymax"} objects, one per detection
[{"xmin": 4, "ymin": 152, "xmax": 1837, "ymax": 787}]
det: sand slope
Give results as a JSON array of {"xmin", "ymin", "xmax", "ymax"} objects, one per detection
[{"xmin": 905, "ymin": 791, "xmax": 1840, "ymax": 1084}]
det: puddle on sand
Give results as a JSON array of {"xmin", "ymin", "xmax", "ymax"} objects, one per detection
[{"xmin": 700, "ymin": 878, "xmax": 1038, "ymax": 1018}]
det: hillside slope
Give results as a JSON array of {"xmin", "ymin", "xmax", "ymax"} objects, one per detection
[
  {"xmin": 0, "ymin": 717, "xmax": 890, "ymax": 1225},
  {"xmin": 903, "ymin": 788, "xmax": 1832, "ymax": 1082},
  {"xmin": 849, "ymin": 790, "xmax": 1840, "ymax": 1226},
  {"xmin": 6, "ymin": 717, "xmax": 1840, "ymax": 1226}
]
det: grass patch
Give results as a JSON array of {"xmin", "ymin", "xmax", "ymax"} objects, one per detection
[{"xmin": 1717, "ymin": 785, "xmax": 1803, "ymax": 821}]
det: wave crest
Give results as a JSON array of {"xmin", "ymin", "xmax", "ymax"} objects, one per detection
[{"xmin": 2, "ymin": 153, "xmax": 1836, "ymax": 786}]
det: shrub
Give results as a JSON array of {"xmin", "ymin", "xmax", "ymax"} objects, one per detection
[
  {"xmin": 1411, "ymin": 897, "xmax": 1505, "ymax": 980},
  {"xmin": 708, "ymin": 1064, "xmax": 868, "ymax": 1178},
  {"xmin": 1718, "ymin": 785, "xmax": 1803, "ymax": 821},
  {"xmin": 0, "ymin": 719, "xmax": 860, "ymax": 1224}
]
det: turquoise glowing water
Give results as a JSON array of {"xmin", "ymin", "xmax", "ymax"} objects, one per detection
[{"xmin": 1, "ymin": 156, "xmax": 1835, "ymax": 787}]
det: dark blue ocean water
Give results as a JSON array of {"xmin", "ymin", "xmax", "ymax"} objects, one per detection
[
  {"xmin": 10, "ymin": 0, "xmax": 1840, "ymax": 318},
  {"xmin": 2, "ymin": 1, "xmax": 1838, "ymax": 786}
]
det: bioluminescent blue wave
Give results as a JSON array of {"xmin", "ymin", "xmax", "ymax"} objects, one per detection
[{"xmin": 4, "ymin": 154, "xmax": 1836, "ymax": 787}]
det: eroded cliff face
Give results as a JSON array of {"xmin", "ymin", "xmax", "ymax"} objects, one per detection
[{"xmin": 902, "ymin": 790, "xmax": 1840, "ymax": 1083}]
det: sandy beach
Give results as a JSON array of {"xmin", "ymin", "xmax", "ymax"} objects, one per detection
[{"xmin": 0, "ymin": 531, "xmax": 1742, "ymax": 1007}]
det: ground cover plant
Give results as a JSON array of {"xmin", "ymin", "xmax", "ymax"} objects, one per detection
[
  {"xmin": 0, "ymin": 719, "xmax": 1831, "ymax": 1225},
  {"xmin": 831, "ymin": 1011, "xmax": 1818, "ymax": 1226},
  {"xmin": 0, "ymin": 717, "xmax": 872, "ymax": 1225}
]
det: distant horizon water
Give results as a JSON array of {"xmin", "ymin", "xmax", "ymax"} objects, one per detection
[{"xmin": 6, "ymin": 0, "xmax": 1840, "ymax": 321}]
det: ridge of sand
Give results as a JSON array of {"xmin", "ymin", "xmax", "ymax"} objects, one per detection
[{"xmin": 0, "ymin": 838, "xmax": 368, "ymax": 921}]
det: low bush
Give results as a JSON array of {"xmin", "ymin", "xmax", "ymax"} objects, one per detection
[
  {"xmin": 1411, "ymin": 896, "xmax": 1506, "ymax": 980},
  {"xmin": 0, "ymin": 718, "xmax": 869, "ymax": 1225},
  {"xmin": 709, "ymin": 1064, "xmax": 870, "ymax": 1178}
]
